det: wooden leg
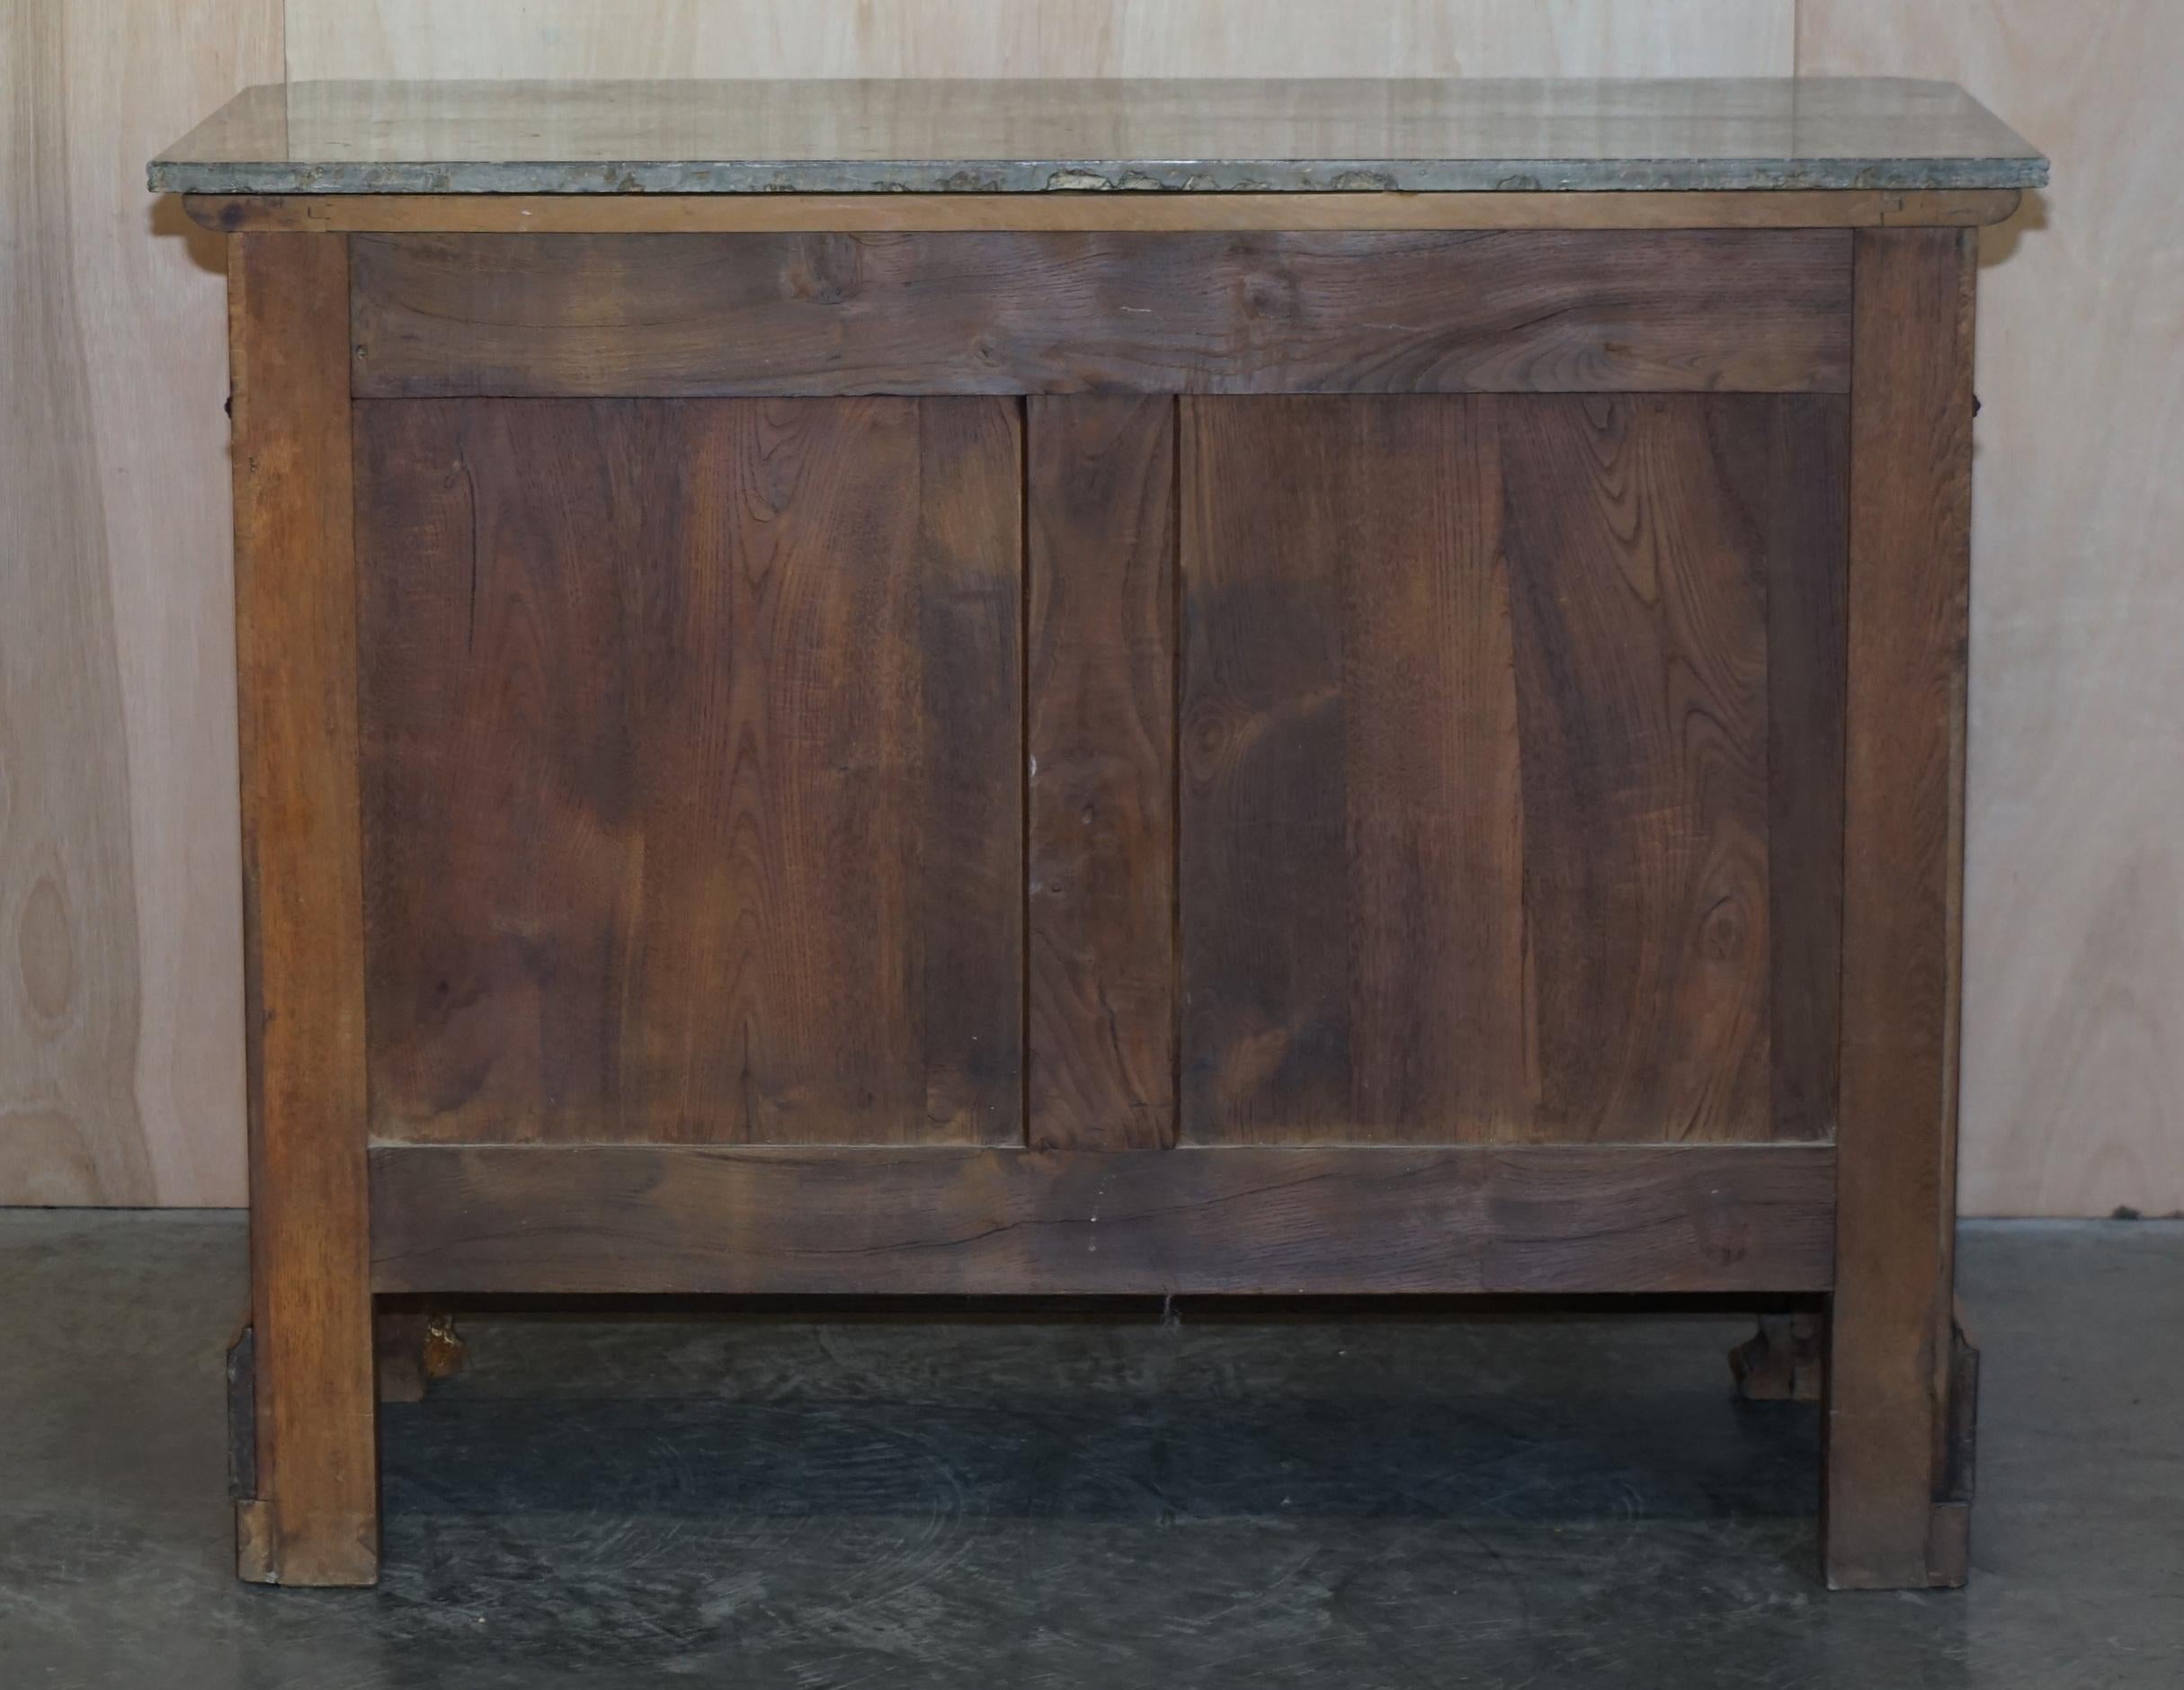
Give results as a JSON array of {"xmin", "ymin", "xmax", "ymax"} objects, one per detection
[
  {"xmin": 230, "ymin": 230, "xmax": 378, "ymax": 1586},
  {"xmin": 1730, "ymin": 1313, "xmax": 1824, "ymax": 1402},
  {"xmin": 1825, "ymin": 226, "xmax": 1978, "ymax": 1591},
  {"xmin": 376, "ymin": 1308, "xmax": 470, "ymax": 1403},
  {"xmin": 373, "ymin": 1311, "xmax": 428, "ymax": 1406}
]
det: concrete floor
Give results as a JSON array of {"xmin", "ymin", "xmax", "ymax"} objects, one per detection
[{"xmin": 0, "ymin": 1216, "xmax": 2177, "ymax": 1689}]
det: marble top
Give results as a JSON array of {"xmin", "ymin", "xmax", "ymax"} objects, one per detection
[{"xmin": 150, "ymin": 77, "xmax": 2046, "ymax": 197}]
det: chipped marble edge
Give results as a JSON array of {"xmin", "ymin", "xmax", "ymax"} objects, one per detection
[{"xmin": 147, "ymin": 154, "xmax": 2050, "ymax": 196}]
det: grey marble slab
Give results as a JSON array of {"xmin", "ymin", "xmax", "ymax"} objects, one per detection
[{"xmin": 150, "ymin": 77, "xmax": 2046, "ymax": 196}]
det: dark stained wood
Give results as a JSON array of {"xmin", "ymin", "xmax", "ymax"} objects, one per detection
[
  {"xmin": 348, "ymin": 230, "xmax": 1852, "ymax": 399},
  {"xmin": 373, "ymin": 1308, "xmax": 468, "ymax": 1405},
  {"xmin": 1502, "ymin": 396, "xmax": 1775, "ymax": 1142},
  {"xmin": 1179, "ymin": 395, "xmax": 1815, "ymax": 1148},
  {"xmin": 228, "ymin": 232, "xmax": 378, "ymax": 1586},
  {"xmin": 372, "ymin": 1310, "xmax": 428, "ymax": 1406},
  {"xmin": 1825, "ymin": 227, "xmax": 1977, "ymax": 1591},
  {"xmin": 370, "ymin": 1143, "xmax": 1838, "ymax": 1297},
  {"xmin": 1026, "ymin": 396, "xmax": 1178, "ymax": 1149},
  {"xmin": 1339, "ymin": 403, "xmax": 1533, "ymax": 1145},
  {"xmin": 1179, "ymin": 396, "xmax": 1530, "ymax": 1143},
  {"xmin": 1931, "ymin": 1311, "xmax": 1982, "ymax": 1575},
  {"xmin": 1765, "ymin": 399, "xmax": 1850, "ymax": 1142},
  {"xmin": 915, "ymin": 400, "xmax": 1031, "ymax": 1140},
  {"xmin": 192, "ymin": 188, "xmax": 2028, "ymax": 236},
  {"xmin": 352, "ymin": 397, "xmax": 1023, "ymax": 1146},
  {"xmin": 199, "ymin": 181, "xmax": 2000, "ymax": 1596},
  {"xmin": 224, "ymin": 1320, "xmax": 256, "ymax": 1502},
  {"xmin": 1729, "ymin": 1312, "xmax": 1826, "ymax": 1402}
]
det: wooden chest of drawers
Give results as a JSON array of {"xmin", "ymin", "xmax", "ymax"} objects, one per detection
[{"xmin": 151, "ymin": 75, "xmax": 2046, "ymax": 1591}]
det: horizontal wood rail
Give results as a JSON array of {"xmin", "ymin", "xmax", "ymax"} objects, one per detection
[
  {"xmin": 347, "ymin": 228, "xmax": 1851, "ymax": 397},
  {"xmin": 369, "ymin": 1143, "xmax": 1836, "ymax": 1298},
  {"xmin": 189, "ymin": 189, "xmax": 2023, "ymax": 236}
]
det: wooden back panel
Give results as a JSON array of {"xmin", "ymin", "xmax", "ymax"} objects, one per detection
[
  {"xmin": 356, "ymin": 396, "xmax": 1023, "ymax": 1145},
  {"xmin": 1177, "ymin": 394, "xmax": 1845, "ymax": 1144},
  {"xmin": 348, "ymin": 235, "xmax": 1848, "ymax": 1152}
]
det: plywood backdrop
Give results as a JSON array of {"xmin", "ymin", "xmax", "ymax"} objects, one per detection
[
  {"xmin": 281, "ymin": 1, "xmax": 1795, "ymax": 80},
  {"xmin": 1798, "ymin": 1, "xmax": 2184, "ymax": 1217},
  {"xmin": 2, "ymin": 0, "xmax": 2173, "ymax": 1214},
  {"xmin": 2, "ymin": 0, "xmax": 280, "ymax": 1205}
]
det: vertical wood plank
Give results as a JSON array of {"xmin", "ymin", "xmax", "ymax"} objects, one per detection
[
  {"xmin": 352, "ymin": 399, "xmax": 644, "ymax": 1138},
  {"xmin": 1826, "ymin": 226, "xmax": 1976, "ymax": 1590},
  {"xmin": 1026, "ymin": 396, "xmax": 1177, "ymax": 1149},
  {"xmin": 1173, "ymin": 394, "xmax": 1817, "ymax": 1149},
  {"xmin": 914, "ymin": 397, "xmax": 1028, "ymax": 1141},
  {"xmin": 229, "ymin": 231, "xmax": 377, "ymax": 1585},
  {"xmin": 1179, "ymin": 396, "xmax": 1529, "ymax": 1143},
  {"xmin": 1341, "ymin": 400, "xmax": 1531, "ymax": 1139},
  {"xmin": 1501, "ymin": 396, "xmax": 1774, "ymax": 1143},
  {"xmin": 1178, "ymin": 397, "xmax": 1350, "ymax": 1139},
  {"xmin": 1765, "ymin": 397, "xmax": 1850, "ymax": 1143},
  {"xmin": 590, "ymin": 401, "xmax": 925, "ymax": 1143},
  {"xmin": 355, "ymin": 397, "xmax": 1022, "ymax": 1145}
]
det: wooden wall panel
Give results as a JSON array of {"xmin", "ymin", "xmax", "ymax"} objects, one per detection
[
  {"xmin": 1176, "ymin": 395, "xmax": 1832, "ymax": 1148},
  {"xmin": 1499, "ymin": 396, "xmax": 1801, "ymax": 1145},
  {"xmin": 1800, "ymin": 2, "xmax": 2184, "ymax": 1216},
  {"xmin": 1179, "ymin": 396, "xmax": 1531, "ymax": 1144},
  {"xmin": 285, "ymin": 2, "xmax": 1794, "ymax": 81},
  {"xmin": 355, "ymin": 397, "xmax": 1023, "ymax": 1148},
  {"xmin": 1026, "ymin": 397, "xmax": 1178, "ymax": 1151},
  {"xmin": 0, "ymin": 1, "xmax": 279, "ymax": 1206}
]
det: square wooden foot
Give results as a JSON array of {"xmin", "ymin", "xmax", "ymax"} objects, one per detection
[
  {"xmin": 226, "ymin": 1316, "xmax": 379, "ymax": 1586},
  {"xmin": 1730, "ymin": 1312, "xmax": 1825, "ymax": 1402},
  {"xmin": 375, "ymin": 1307, "xmax": 469, "ymax": 1404},
  {"xmin": 1823, "ymin": 1312, "xmax": 1980, "ymax": 1589}
]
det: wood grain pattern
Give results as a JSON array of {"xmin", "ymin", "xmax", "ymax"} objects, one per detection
[
  {"xmin": 370, "ymin": 1142, "xmax": 1838, "ymax": 1297},
  {"xmin": 1824, "ymin": 227, "xmax": 1975, "ymax": 1591},
  {"xmin": 1179, "ymin": 395, "xmax": 1820, "ymax": 1147},
  {"xmin": 190, "ymin": 189, "xmax": 2025, "ymax": 236},
  {"xmin": 285, "ymin": 1, "xmax": 1794, "ymax": 82},
  {"xmin": 354, "ymin": 397, "xmax": 1022, "ymax": 1146},
  {"xmin": 348, "ymin": 230, "xmax": 1853, "ymax": 399},
  {"xmin": 228, "ymin": 232, "xmax": 377, "ymax": 1586},
  {"xmin": 1027, "ymin": 397, "xmax": 1178, "ymax": 1150},
  {"xmin": 25, "ymin": 4, "xmax": 2142, "ymax": 1224},
  {"xmin": 0, "ymin": 0, "xmax": 276, "ymax": 1207},
  {"xmin": 1801, "ymin": 2, "xmax": 2184, "ymax": 1218},
  {"xmin": 1765, "ymin": 399, "xmax": 1850, "ymax": 1143},
  {"xmin": 1179, "ymin": 396, "xmax": 1530, "ymax": 1143},
  {"xmin": 1501, "ymin": 397, "xmax": 1778, "ymax": 1143}
]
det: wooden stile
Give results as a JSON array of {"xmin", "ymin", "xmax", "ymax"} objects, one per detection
[
  {"xmin": 228, "ymin": 233, "xmax": 378, "ymax": 1587},
  {"xmin": 1825, "ymin": 227, "xmax": 1979, "ymax": 1591}
]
